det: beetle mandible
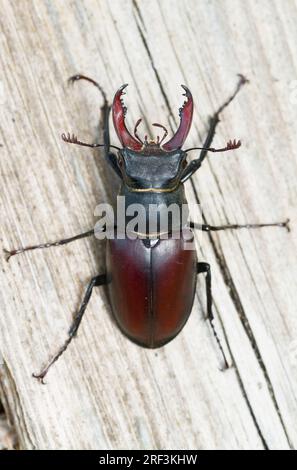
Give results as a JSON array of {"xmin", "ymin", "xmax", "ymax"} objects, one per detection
[{"xmin": 5, "ymin": 74, "xmax": 289, "ymax": 382}]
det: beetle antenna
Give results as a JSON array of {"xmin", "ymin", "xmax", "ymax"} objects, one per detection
[
  {"xmin": 185, "ymin": 139, "xmax": 241, "ymax": 153},
  {"xmin": 152, "ymin": 123, "xmax": 168, "ymax": 145},
  {"xmin": 61, "ymin": 133, "xmax": 120, "ymax": 151},
  {"xmin": 134, "ymin": 118, "xmax": 144, "ymax": 144}
]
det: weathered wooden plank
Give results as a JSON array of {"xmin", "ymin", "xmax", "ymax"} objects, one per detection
[
  {"xmin": 0, "ymin": 0, "xmax": 296, "ymax": 449},
  {"xmin": 0, "ymin": 406, "xmax": 16, "ymax": 450}
]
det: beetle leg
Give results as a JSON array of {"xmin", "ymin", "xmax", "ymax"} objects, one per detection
[
  {"xmin": 181, "ymin": 74, "xmax": 248, "ymax": 183},
  {"xmin": 3, "ymin": 228, "xmax": 103, "ymax": 262},
  {"xmin": 68, "ymin": 74, "xmax": 110, "ymax": 151},
  {"xmin": 190, "ymin": 219, "xmax": 290, "ymax": 232},
  {"xmin": 4, "ymin": 223, "xmax": 116, "ymax": 261},
  {"xmin": 197, "ymin": 262, "xmax": 229, "ymax": 370},
  {"xmin": 68, "ymin": 74, "xmax": 108, "ymax": 102},
  {"xmin": 32, "ymin": 274, "xmax": 107, "ymax": 383},
  {"xmin": 66, "ymin": 74, "xmax": 122, "ymax": 178}
]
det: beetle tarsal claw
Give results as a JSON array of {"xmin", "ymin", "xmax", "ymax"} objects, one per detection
[
  {"xmin": 67, "ymin": 75, "xmax": 79, "ymax": 85},
  {"xmin": 32, "ymin": 372, "xmax": 46, "ymax": 384},
  {"xmin": 237, "ymin": 73, "xmax": 249, "ymax": 85},
  {"xmin": 3, "ymin": 248, "xmax": 13, "ymax": 262},
  {"xmin": 282, "ymin": 218, "xmax": 291, "ymax": 232}
]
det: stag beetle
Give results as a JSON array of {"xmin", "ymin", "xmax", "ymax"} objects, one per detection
[{"xmin": 5, "ymin": 74, "xmax": 289, "ymax": 382}]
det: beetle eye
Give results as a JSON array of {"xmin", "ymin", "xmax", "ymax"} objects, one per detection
[{"xmin": 182, "ymin": 159, "xmax": 187, "ymax": 168}]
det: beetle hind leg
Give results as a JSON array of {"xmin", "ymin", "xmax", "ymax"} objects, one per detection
[
  {"xmin": 32, "ymin": 273, "xmax": 107, "ymax": 383},
  {"xmin": 197, "ymin": 262, "xmax": 229, "ymax": 370}
]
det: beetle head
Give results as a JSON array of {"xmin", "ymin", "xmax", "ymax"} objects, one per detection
[
  {"xmin": 112, "ymin": 84, "xmax": 193, "ymax": 191},
  {"xmin": 112, "ymin": 84, "xmax": 193, "ymax": 153},
  {"xmin": 117, "ymin": 147, "xmax": 187, "ymax": 192}
]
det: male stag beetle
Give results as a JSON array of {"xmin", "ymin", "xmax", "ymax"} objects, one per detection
[{"xmin": 5, "ymin": 74, "xmax": 289, "ymax": 382}]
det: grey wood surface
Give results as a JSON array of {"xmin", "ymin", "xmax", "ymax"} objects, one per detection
[
  {"xmin": 0, "ymin": 410, "xmax": 15, "ymax": 450},
  {"xmin": 0, "ymin": 0, "xmax": 296, "ymax": 450}
]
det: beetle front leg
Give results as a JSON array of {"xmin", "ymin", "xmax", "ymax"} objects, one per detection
[
  {"xmin": 33, "ymin": 273, "xmax": 107, "ymax": 383},
  {"xmin": 197, "ymin": 262, "xmax": 229, "ymax": 370},
  {"xmin": 181, "ymin": 74, "xmax": 248, "ymax": 183},
  {"xmin": 66, "ymin": 75, "xmax": 122, "ymax": 178}
]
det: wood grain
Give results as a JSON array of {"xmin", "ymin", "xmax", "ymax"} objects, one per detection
[
  {"xmin": 0, "ymin": 0, "xmax": 296, "ymax": 450},
  {"xmin": 0, "ymin": 410, "xmax": 16, "ymax": 450}
]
